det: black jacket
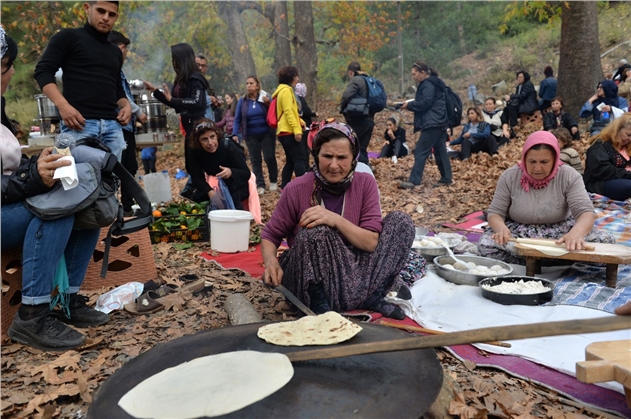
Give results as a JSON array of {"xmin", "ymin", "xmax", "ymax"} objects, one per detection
[
  {"xmin": 510, "ymin": 80, "xmax": 538, "ymax": 114},
  {"xmin": 153, "ymin": 72, "xmax": 208, "ymax": 119},
  {"xmin": 407, "ymin": 76, "xmax": 448, "ymax": 132},
  {"xmin": 583, "ymin": 140, "xmax": 631, "ymax": 195},
  {"xmin": 543, "ymin": 111, "xmax": 578, "ymax": 132},
  {"xmin": 340, "ymin": 73, "xmax": 374, "ymax": 122},
  {"xmin": 1, "ymin": 154, "xmax": 51, "ymax": 205},
  {"xmin": 299, "ymin": 96, "xmax": 316, "ymax": 128}
]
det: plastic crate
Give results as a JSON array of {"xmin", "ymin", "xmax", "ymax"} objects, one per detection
[
  {"xmin": 148, "ymin": 213, "xmax": 210, "ymax": 244},
  {"xmin": 1, "ymin": 247, "xmax": 22, "ymax": 339}
]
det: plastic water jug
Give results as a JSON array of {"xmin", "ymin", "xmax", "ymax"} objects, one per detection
[{"xmin": 143, "ymin": 171, "xmax": 172, "ymax": 204}]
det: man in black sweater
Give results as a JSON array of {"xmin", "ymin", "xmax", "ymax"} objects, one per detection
[
  {"xmin": 34, "ymin": 1, "xmax": 130, "ymax": 160},
  {"xmin": 340, "ymin": 61, "xmax": 376, "ymax": 165}
]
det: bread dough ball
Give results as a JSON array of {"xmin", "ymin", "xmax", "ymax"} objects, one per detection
[{"xmin": 490, "ymin": 265, "xmax": 503, "ymax": 272}]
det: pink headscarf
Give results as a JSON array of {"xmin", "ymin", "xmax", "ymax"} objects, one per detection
[{"xmin": 517, "ymin": 131, "xmax": 563, "ymax": 192}]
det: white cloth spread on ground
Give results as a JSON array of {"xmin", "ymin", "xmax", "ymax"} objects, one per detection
[{"xmin": 407, "ymin": 264, "xmax": 631, "ymax": 393}]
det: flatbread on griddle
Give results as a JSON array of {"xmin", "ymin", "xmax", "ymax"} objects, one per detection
[
  {"xmin": 257, "ymin": 311, "xmax": 363, "ymax": 346},
  {"xmin": 118, "ymin": 351, "xmax": 293, "ymax": 419}
]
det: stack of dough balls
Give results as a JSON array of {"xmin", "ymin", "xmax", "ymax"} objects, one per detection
[
  {"xmin": 413, "ymin": 236, "xmax": 445, "ymax": 248},
  {"xmin": 441, "ymin": 262, "xmax": 511, "ymax": 276}
]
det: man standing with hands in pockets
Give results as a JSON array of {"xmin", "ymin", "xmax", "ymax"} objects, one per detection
[{"xmin": 34, "ymin": 1, "xmax": 130, "ymax": 160}]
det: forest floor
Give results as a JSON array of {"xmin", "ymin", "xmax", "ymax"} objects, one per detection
[{"xmin": 0, "ymin": 101, "xmax": 619, "ymax": 419}]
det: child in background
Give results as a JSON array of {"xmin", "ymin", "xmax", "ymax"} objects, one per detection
[
  {"xmin": 552, "ymin": 127, "xmax": 583, "ymax": 174},
  {"xmin": 141, "ymin": 146, "xmax": 158, "ymax": 174}
]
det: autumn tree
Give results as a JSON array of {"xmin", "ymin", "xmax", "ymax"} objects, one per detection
[
  {"xmin": 293, "ymin": 1, "xmax": 317, "ymax": 106},
  {"xmin": 557, "ymin": 2, "xmax": 603, "ymax": 116},
  {"xmin": 217, "ymin": 2, "xmax": 257, "ymax": 90}
]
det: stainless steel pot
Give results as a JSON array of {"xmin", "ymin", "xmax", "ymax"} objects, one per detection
[
  {"xmin": 143, "ymin": 100, "xmax": 166, "ymax": 119},
  {"xmin": 35, "ymin": 94, "xmax": 60, "ymax": 119}
]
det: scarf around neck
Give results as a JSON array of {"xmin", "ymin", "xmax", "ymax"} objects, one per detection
[{"xmin": 517, "ymin": 131, "xmax": 563, "ymax": 192}]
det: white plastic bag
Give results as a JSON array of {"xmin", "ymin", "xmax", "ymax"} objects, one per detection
[{"xmin": 96, "ymin": 282, "xmax": 144, "ymax": 314}]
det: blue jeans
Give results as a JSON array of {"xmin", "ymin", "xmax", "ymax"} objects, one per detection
[
  {"xmin": 603, "ymin": 178, "xmax": 631, "ymax": 201},
  {"xmin": 1, "ymin": 202, "xmax": 100, "ymax": 305},
  {"xmin": 408, "ymin": 127, "xmax": 452, "ymax": 185},
  {"xmin": 245, "ymin": 132, "xmax": 278, "ymax": 189},
  {"xmin": 61, "ymin": 119, "xmax": 125, "ymax": 161}
]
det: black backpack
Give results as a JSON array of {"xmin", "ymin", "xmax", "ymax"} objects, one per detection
[
  {"xmin": 24, "ymin": 138, "xmax": 153, "ymax": 278},
  {"xmin": 444, "ymin": 85, "xmax": 463, "ymax": 129}
]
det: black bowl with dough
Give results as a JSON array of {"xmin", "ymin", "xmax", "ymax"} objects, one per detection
[{"xmin": 479, "ymin": 276, "xmax": 554, "ymax": 306}]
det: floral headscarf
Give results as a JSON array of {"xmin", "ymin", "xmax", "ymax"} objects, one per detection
[
  {"xmin": 295, "ymin": 82, "xmax": 307, "ymax": 98},
  {"xmin": 308, "ymin": 120, "xmax": 360, "ymax": 206},
  {"xmin": 518, "ymin": 131, "xmax": 563, "ymax": 192}
]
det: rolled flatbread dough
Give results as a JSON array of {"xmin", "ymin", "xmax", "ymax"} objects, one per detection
[
  {"xmin": 520, "ymin": 243, "xmax": 569, "ymax": 257},
  {"xmin": 118, "ymin": 351, "xmax": 293, "ymax": 419},
  {"xmin": 257, "ymin": 311, "xmax": 363, "ymax": 346}
]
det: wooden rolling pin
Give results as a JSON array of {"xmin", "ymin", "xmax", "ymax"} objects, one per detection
[
  {"xmin": 380, "ymin": 322, "xmax": 511, "ymax": 348},
  {"xmin": 286, "ymin": 316, "xmax": 631, "ymax": 362},
  {"xmin": 508, "ymin": 237, "xmax": 595, "ymax": 251}
]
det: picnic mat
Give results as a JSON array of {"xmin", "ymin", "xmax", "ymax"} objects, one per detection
[
  {"xmin": 406, "ymin": 265, "xmax": 631, "ymax": 416},
  {"xmin": 199, "ymin": 244, "xmax": 265, "ymax": 278},
  {"xmin": 373, "ymin": 315, "xmax": 631, "ymax": 418},
  {"xmin": 590, "ymin": 193, "xmax": 631, "ymax": 247},
  {"xmin": 442, "ymin": 210, "xmax": 488, "ymax": 233}
]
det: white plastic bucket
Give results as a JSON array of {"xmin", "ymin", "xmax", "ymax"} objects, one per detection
[
  {"xmin": 208, "ymin": 210, "xmax": 254, "ymax": 253},
  {"xmin": 143, "ymin": 172, "xmax": 172, "ymax": 204}
]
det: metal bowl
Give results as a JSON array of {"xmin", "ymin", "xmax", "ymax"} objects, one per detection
[
  {"xmin": 479, "ymin": 276, "xmax": 554, "ymax": 306},
  {"xmin": 412, "ymin": 235, "xmax": 456, "ymax": 261},
  {"xmin": 433, "ymin": 255, "xmax": 513, "ymax": 286}
]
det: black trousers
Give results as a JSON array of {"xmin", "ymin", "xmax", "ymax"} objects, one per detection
[
  {"xmin": 345, "ymin": 117, "xmax": 375, "ymax": 164},
  {"xmin": 459, "ymin": 136, "xmax": 498, "ymax": 160},
  {"xmin": 278, "ymin": 134, "xmax": 308, "ymax": 188},
  {"xmin": 120, "ymin": 129, "xmax": 138, "ymax": 212}
]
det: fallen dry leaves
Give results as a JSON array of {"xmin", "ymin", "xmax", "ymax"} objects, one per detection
[{"xmin": 0, "ymin": 101, "xmax": 608, "ymax": 418}]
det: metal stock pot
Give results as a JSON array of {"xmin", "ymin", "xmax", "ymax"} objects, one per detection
[{"xmin": 34, "ymin": 94, "xmax": 60, "ymax": 119}]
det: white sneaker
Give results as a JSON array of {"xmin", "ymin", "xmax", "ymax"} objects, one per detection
[
  {"xmin": 269, "ymin": 183, "xmax": 278, "ymax": 192},
  {"xmin": 257, "ymin": 187, "xmax": 265, "ymax": 196},
  {"xmin": 392, "ymin": 156, "xmax": 398, "ymax": 164}
]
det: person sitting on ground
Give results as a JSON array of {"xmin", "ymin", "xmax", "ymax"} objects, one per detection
[
  {"xmin": 379, "ymin": 117, "xmax": 408, "ymax": 163},
  {"xmin": 543, "ymin": 97, "xmax": 580, "ymax": 141},
  {"xmin": 552, "ymin": 127, "xmax": 583, "ymax": 174},
  {"xmin": 580, "ymin": 80, "xmax": 629, "ymax": 136},
  {"xmin": 501, "ymin": 70, "xmax": 539, "ymax": 138},
  {"xmin": 538, "ymin": 66, "xmax": 557, "ymax": 112},
  {"xmin": 449, "ymin": 107, "xmax": 496, "ymax": 160},
  {"xmin": 1, "ymin": 29, "xmax": 108, "ymax": 351},
  {"xmin": 261, "ymin": 121, "xmax": 415, "ymax": 320},
  {"xmin": 215, "ymin": 92, "xmax": 237, "ymax": 138},
  {"xmin": 583, "ymin": 112, "xmax": 631, "ymax": 201},
  {"xmin": 186, "ymin": 119, "xmax": 251, "ymax": 209},
  {"xmin": 477, "ymin": 131, "xmax": 614, "ymax": 264},
  {"xmin": 618, "ymin": 68, "xmax": 631, "ymax": 102},
  {"xmin": 482, "ymin": 97, "xmax": 509, "ymax": 147}
]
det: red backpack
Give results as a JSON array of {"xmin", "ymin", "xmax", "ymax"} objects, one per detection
[{"xmin": 266, "ymin": 96, "xmax": 283, "ymax": 129}]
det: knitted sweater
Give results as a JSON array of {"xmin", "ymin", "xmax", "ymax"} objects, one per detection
[
  {"xmin": 262, "ymin": 172, "xmax": 383, "ymax": 248},
  {"xmin": 560, "ymin": 147, "xmax": 584, "ymax": 175}
]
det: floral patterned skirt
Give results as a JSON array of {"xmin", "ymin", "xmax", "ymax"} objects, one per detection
[
  {"xmin": 279, "ymin": 211, "xmax": 415, "ymax": 311},
  {"xmin": 477, "ymin": 218, "xmax": 616, "ymax": 265}
]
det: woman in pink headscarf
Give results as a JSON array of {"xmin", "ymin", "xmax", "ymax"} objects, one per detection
[{"xmin": 477, "ymin": 131, "xmax": 614, "ymax": 264}]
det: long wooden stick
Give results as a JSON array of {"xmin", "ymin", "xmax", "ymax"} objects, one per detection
[
  {"xmin": 285, "ymin": 316, "xmax": 631, "ymax": 362},
  {"xmin": 508, "ymin": 237, "xmax": 595, "ymax": 251},
  {"xmin": 380, "ymin": 322, "xmax": 511, "ymax": 348}
]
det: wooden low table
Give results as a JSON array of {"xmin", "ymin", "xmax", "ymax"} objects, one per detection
[{"xmin": 515, "ymin": 242, "xmax": 631, "ymax": 288}]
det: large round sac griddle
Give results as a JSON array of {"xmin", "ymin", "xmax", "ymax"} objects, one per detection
[{"xmin": 88, "ymin": 322, "xmax": 443, "ymax": 418}]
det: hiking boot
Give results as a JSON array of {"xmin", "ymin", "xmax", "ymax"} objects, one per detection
[
  {"xmin": 52, "ymin": 294, "xmax": 110, "ymax": 328},
  {"xmin": 398, "ymin": 181, "xmax": 417, "ymax": 190},
  {"xmin": 8, "ymin": 308, "xmax": 86, "ymax": 351}
]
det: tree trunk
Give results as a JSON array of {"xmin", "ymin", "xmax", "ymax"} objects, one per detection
[
  {"xmin": 557, "ymin": 2, "xmax": 603, "ymax": 118},
  {"xmin": 217, "ymin": 2, "xmax": 256, "ymax": 91},
  {"xmin": 293, "ymin": 1, "xmax": 318, "ymax": 108},
  {"xmin": 269, "ymin": 2, "xmax": 292, "ymax": 71}
]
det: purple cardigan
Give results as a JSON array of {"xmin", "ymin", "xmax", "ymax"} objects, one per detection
[{"xmin": 262, "ymin": 172, "xmax": 383, "ymax": 248}]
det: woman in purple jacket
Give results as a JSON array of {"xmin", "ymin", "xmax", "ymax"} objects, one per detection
[{"xmin": 261, "ymin": 121, "xmax": 414, "ymax": 319}]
